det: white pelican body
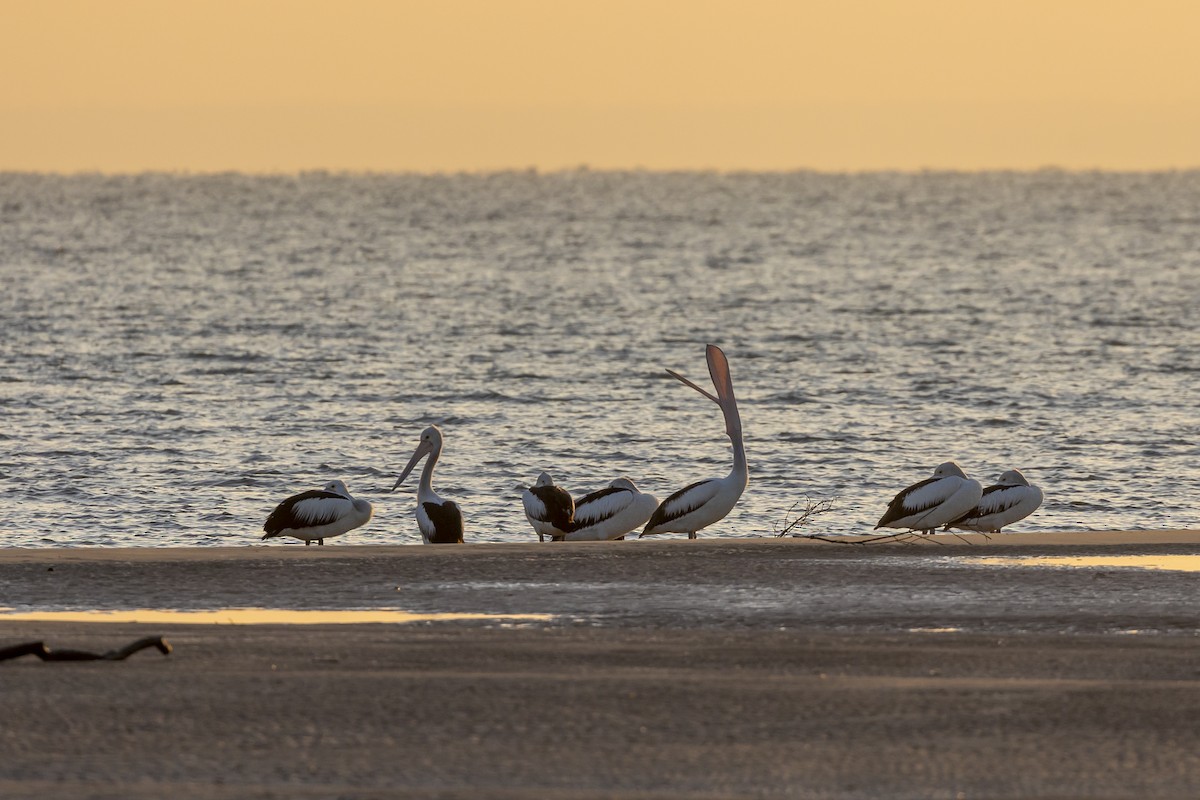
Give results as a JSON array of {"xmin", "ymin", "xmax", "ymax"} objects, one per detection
[
  {"xmin": 563, "ymin": 478, "xmax": 658, "ymax": 541},
  {"xmin": 875, "ymin": 461, "xmax": 983, "ymax": 535},
  {"xmin": 641, "ymin": 344, "xmax": 747, "ymax": 539},
  {"xmin": 522, "ymin": 472, "xmax": 574, "ymax": 542},
  {"xmin": 392, "ymin": 426, "xmax": 463, "ymax": 544},
  {"xmin": 262, "ymin": 480, "xmax": 372, "ymax": 546},
  {"xmin": 946, "ymin": 469, "xmax": 1043, "ymax": 533}
]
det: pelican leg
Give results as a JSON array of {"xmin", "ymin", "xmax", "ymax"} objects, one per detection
[
  {"xmin": 305, "ymin": 541, "xmax": 313, "ymax": 547},
  {"xmin": 688, "ymin": 531, "xmax": 697, "ymax": 540},
  {"xmin": 537, "ymin": 533, "xmax": 545, "ymax": 543},
  {"xmin": 318, "ymin": 539, "xmax": 325, "ymax": 546}
]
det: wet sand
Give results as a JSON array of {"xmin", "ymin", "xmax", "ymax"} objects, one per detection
[{"xmin": 3, "ymin": 533, "xmax": 1200, "ymax": 798}]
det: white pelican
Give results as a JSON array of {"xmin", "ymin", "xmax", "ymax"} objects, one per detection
[
  {"xmin": 945, "ymin": 468, "xmax": 1043, "ymax": 533},
  {"xmin": 391, "ymin": 425, "xmax": 463, "ymax": 544},
  {"xmin": 641, "ymin": 344, "xmax": 747, "ymax": 539},
  {"xmin": 522, "ymin": 472, "xmax": 574, "ymax": 542},
  {"xmin": 875, "ymin": 461, "xmax": 983, "ymax": 535},
  {"xmin": 563, "ymin": 478, "xmax": 658, "ymax": 541},
  {"xmin": 262, "ymin": 480, "xmax": 372, "ymax": 546}
]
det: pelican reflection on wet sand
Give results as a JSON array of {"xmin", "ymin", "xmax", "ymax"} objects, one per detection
[{"xmin": 641, "ymin": 344, "xmax": 748, "ymax": 540}]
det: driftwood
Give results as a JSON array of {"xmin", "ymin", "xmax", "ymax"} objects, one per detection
[
  {"xmin": 0, "ymin": 636, "xmax": 172, "ymax": 662},
  {"xmin": 773, "ymin": 498, "xmax": 990, "ymax": 546}
]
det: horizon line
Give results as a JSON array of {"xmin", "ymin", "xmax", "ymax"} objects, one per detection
[{"xmin": 5, "ymin": 165, "xmax": 1200, "ymax": 178}]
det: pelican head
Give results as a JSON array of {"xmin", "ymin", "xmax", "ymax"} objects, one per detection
[
  {"xmin": 392, "ymin": 425, "xmax": 443, "ymax": 491},
  {"xmin": 996, "ymin": 469, "xmax": 1030, "ymax": 486},
  {"xmin": 324, "ymin": 480, "xmax": 352, "ymax": 498},
  {"xmin": 666, "ymin": 344, "xmax": 742, "ymax": 440},
  {"xmin": 609, "ymin": 477, "xmax": 638, "ymax": 491},
  {"xmin": 534, "ymin": 472, "xmax": 554, "ymax": 487},
  {"xmin": 933, "ymin": 461, "xmax": 968, "ymax": 479}
]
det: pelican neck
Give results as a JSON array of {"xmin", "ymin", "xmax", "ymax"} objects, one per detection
[
  {"xmin": 418, "ymin": 444, "xmax": 441, "ymax": 497},
  {"xmin": 730, "ymin": 430, "xmax": 748, "ymax": 481}
]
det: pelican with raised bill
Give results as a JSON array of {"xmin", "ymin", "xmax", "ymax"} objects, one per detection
[
  {"xmin": 564, "ymin": 478, "xmax": 658, "ymax": 541},
  {"xmin": 875, "ymin": 461, "xmax": 983, "ymax": 535},
  {"xmin": 522, "ymin": 472, "xmax": 574, "ymax": 542},
  {"xmin": 392, "ymin": 425, "xmax": 464, "ymax": 544},
  {"xmin": 262, "ymin": 480, "xmax": 373, "ymax": 546},
  {"xmin": 641, "ymin": 344, "xmax": 748, "ymax": 540},
  {"xmin": 945, "ymin": 468, "xmax": 1043, "ymax": 533}
]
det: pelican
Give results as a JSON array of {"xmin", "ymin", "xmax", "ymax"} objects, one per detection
[
  {"xmin": 641, "ymin": 344, "xmax": 747, "ymax": 539},
  {"xmin": 391, "ymin": 425, "xmax": 463, "ymax": 544},
  {"xmin": 522, "ymin": 472, "xmax": 574, "ymax": 542},
  {"xmin": 875, "ymin": 461, "xmax": 983, "ymax": 535},
  {"xmin": 564, "ymin": 478, "xmax": 658, "ymax": 541},
  {"xmin": 945, "ymin": 468, "xmax": 1043, "ymax": 533},
  {"xmin": 262, "ymin": 480, "xmax": 372, "ymax": 546}
]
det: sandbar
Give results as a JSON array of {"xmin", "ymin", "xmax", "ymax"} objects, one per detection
[{"xmin": 2, "ymin": 532, "xmax": 1199, "ymax": 798}]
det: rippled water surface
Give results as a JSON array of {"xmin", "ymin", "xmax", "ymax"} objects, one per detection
[{"xmin": 2, "ymin": 171, "xmax": 1198, "ymax": 546}]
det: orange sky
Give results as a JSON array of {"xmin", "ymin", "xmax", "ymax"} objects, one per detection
[{"xmin": 2, "ymin": 0, "xmax": 1198, "ymax": 172}]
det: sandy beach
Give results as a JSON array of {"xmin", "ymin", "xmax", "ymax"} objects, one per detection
[{"xmin": 3, "ymin": 533, "xmax": 1199, "ymax": 798}]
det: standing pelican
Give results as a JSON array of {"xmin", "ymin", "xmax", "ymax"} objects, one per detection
[
  {"xmin": 262, "ymin": 480, "xmax": 373, "ymax": 546},
  {"xmin": 391, "ymin": 426, "xmax": 463, "ymax": 544},
  {"xmin": 565, "ymin": 478, "xmax": 659, "ymax": 541},
  {"xmin": 641, "ymin": 344, "xmax": 747, "ymax": 539},
  {"xmin": 945, "ymin": 468, "xmax": 1043, "ymax": 533},
  {"xmin": 522, "ymin": 472, "xmax": 574, "ymax": 542},
  {"xmin": 875, "ymin": 461, "xmax": 983, "ymax": 535}
]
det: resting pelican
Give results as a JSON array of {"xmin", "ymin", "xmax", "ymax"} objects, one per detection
[
  {"xmin": 391, "ymin": 425, "xmax": 463, "ymax": 544},
  {"xmin": 564, "ymin": 478, "xmax": 658, "ymax": 541},
  {"xmin": 522, "ymin": 472, "xmax": 574, "ymax": 542},
  {"xmin": 641, "ymin": 344, "xmax": 747, "ymax": 539},
  {"xmin": 875, "ymin": 461, "xmax": 983, "ymax": 535},
  {"xmin": 262, "ymin": 480, "xmax": 372, "ymax": 546},
  {"xmin": 945, "ymin": 468, "xmax": 1043, "ymax": 533}
]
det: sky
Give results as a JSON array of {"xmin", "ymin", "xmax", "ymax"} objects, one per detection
[{"xmin": 2, "ymin": 0, "xmax": 1199, "ymax": 172}]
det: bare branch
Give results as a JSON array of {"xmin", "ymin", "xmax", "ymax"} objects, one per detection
[{"xmin": 771, "ymin": 496, "xmax": 836, "ymax": 537}]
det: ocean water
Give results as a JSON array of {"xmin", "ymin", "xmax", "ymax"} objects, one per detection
[{"xmin": 1, "ymin": 170, "xmax": 1198, "ymax": 547}]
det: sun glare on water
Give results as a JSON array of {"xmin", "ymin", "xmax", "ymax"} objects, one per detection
[
  {"xmin": 0, "ymin": 608, "xmax": 554, "ymax": 625},
  {"xmin": 965, "ymin": 555, "xmax": 1200, "ymax": 573}
]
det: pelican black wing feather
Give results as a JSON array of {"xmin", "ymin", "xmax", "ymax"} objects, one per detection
[
  {"xmin": 644, "ymin": 479, "xmax": 715, "ymax": 530},
  {"xmin": 874, "ymin": 477, "xmax": 941, "ymax": 529},
  {"xmin": 530, "ymin": 484, "xmax": 574, "ymax": 531},
  {"xmin": 424, "ymin": 500, "xmax": 464, "ymax": 544},
  {"xmin": 945, "ymin": 484, "xmax": 1017, "ymax": 525},
  {"xmin": 568, "ymin": 486, "xmax": 626, "ymax": 531},
  {"xmin": 574, "ymin": 485, "xmax": 625, "ymax": 506},
  {"xmin": 264, "ymin": 490, "xmax": 345, "ymax": 535}
]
